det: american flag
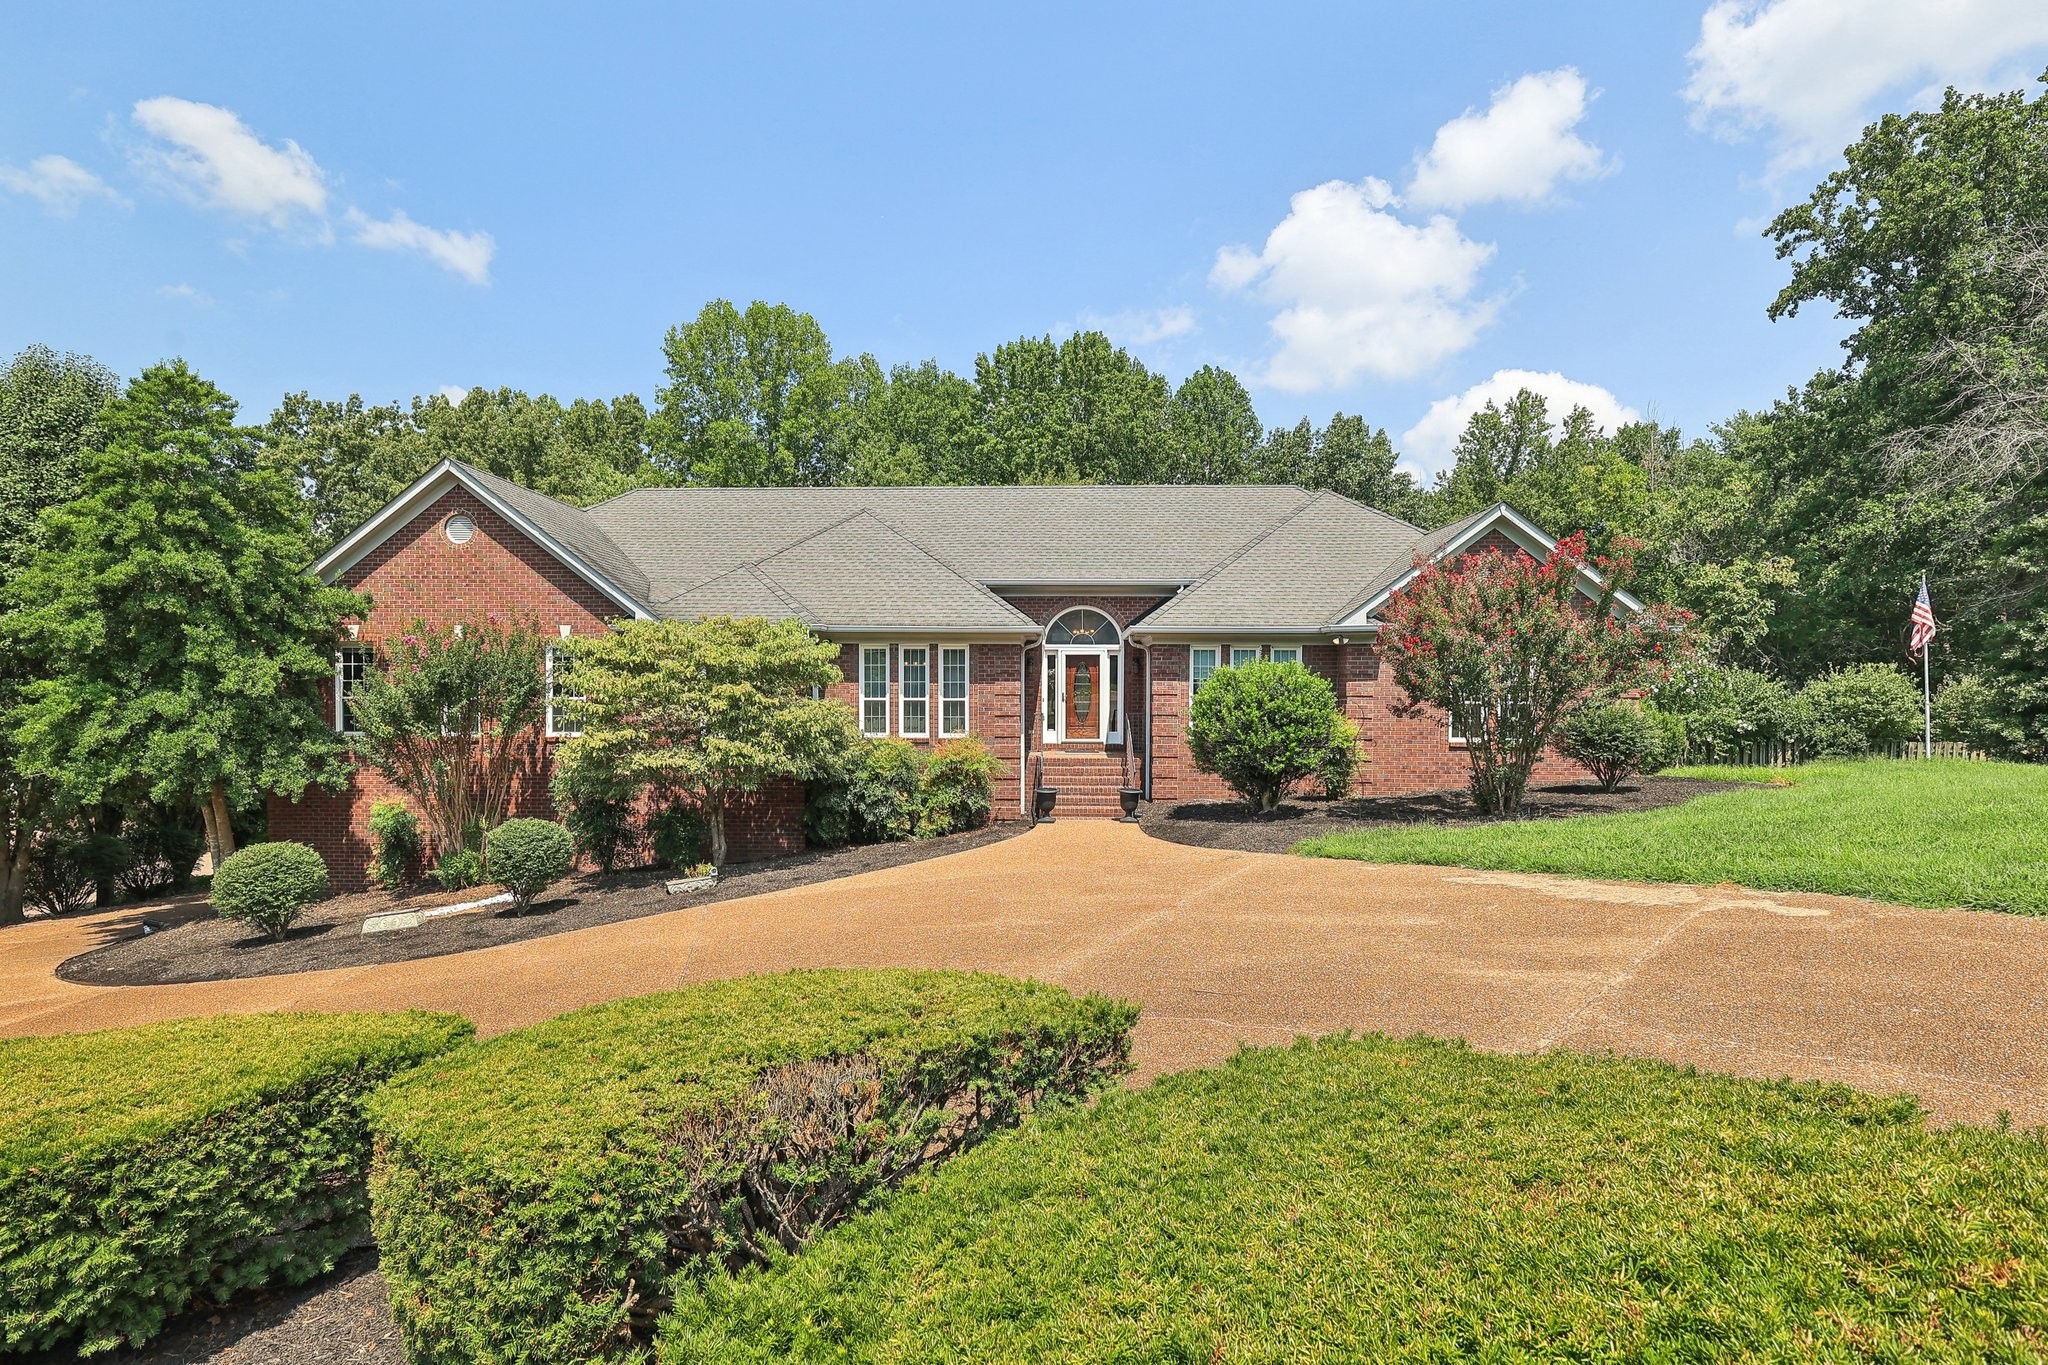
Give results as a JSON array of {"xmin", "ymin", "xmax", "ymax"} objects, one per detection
[{"xmin": 1908, "ymin": 576, "xmax": 1938, "ymax": 656}]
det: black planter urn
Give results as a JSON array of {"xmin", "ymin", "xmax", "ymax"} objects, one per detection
[
  {"xmin": 1033, "ymin": 786, "xmax": 1058, "ymax": 822},
  {"xmin": 1116, "ymin": 786, "xmax": 1142, "ymax": 822}
]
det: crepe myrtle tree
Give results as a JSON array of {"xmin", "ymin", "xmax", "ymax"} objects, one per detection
[
  {"xmin": 1381, "ymin": 533, "xmax": 1688, "ymax": 816},
  {"xmin": 556, "ymin": 615, "xmax": 854, "ymax": 867},
  {"xmin": 347, "ymin": 616, "xmax": 549, "ymax": 865}
]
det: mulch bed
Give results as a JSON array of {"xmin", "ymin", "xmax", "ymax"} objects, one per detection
[
  {"xmin": 19, "ymin": 1250, "xmax": 403, "ymax": 1365},
  {"xmin": 1139, "ymin": 776, "xmax": 1747, "ymax": 856},
  {"xmin": 57, "ymin": 822, "xmax": 1026, "ymax": 987}
]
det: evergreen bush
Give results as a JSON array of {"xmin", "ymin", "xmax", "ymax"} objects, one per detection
[
  {"xmin": 1187, "ymin": 661, "xmax": 1344, "ymax": 813},
  {"xmin": 918, "ymin": 738, "xmax": 1002, "ymax": 835},
  {"xmin": 1557, "ymin": 702, "xmax": 1665, "ymax": 791},
  {"xmin": 484, "ymin": 818, "xmax": 573, "ymax": 914},
  {"xmin": 211, "ymin": 841, "xmax": 329, "ymax": 941},
  {"xmin": 1793, "ymin": 664, "xmax": 1922, "ymax": 758},
  {"xmin": 366, "ymin": 800, "xmax": 422, "ymax": 890},
  {"xmin": 1316, "ymin": 714, "xmax": 1364, "ymax": 799}
]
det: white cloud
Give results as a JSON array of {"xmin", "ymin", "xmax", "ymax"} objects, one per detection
[
  {"xmin": 1686, "ymin": 0, "xmax": 2048, "ymax": 172},
  {"xmin": 156, "ymin": 282, "xmax": 211, "ymax": 304},
  {"xmin": 347, "ymin": 208, "xmax": 495, "ymax": 285},
  {"xmin": 1068, "ymin": 305, "xmax": 1197, "ymax": 346},
  {"xmin": 1399, "ymin": 369, "xmax": 1640, "ymax": 476},
  {"xmin": 1211, "ymin": 176, "xmax": 1498, "ymax": 390},
  {"xmin": 0, "ymin": 154, "xmax": 126, "ymax": 215},
  {"xmin": 131, "ymin": 96, "xmax": 328, "ymax": 228},
  {"xmin": 1407, "ymin": 68, "xmax": 1613, "ymax": 209}
]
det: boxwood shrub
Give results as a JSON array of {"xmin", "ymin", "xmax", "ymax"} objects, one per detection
[
  {"xmin": 659, "ymin": 1035, "xmax": 2048, "ymax": 1362},
  {"xmin": 1, "ymin": 1010, "xmax": 473, "ymax": 1357},
  {"xmin": 368, "ymin": 969, "xmax": 1137, "ymax": 1364},
  {"xmin": 484, "ymin": 817, "xmax": 573, "ymax": 913},
  {"xmin": 211, "ymin": 840, "xmax": 329, "ymax": 940}
]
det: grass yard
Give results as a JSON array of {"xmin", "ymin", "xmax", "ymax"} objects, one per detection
[
  {"xmin": 1297, "ymin": 759, "xmax": 2048, "ymax": 914},
  {"xmin": 660, "ymin": 1036, "xmax": 2048, "ymax": 1362}
]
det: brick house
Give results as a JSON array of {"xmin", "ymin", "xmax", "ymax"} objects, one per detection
[{"xmin": 273, "ymin": 460, "xmax": 1635, "ymax": 887}]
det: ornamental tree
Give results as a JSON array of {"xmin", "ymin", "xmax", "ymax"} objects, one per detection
[
  {"xmin": 348, "ymin": 617, "xmax": 549, "ymax": 863},
  {"xmin": 1380, "ymin": 534, "xmax": 1686, "ymax": 816},
  {"xmin": 556, "ymin": 616, "xmax": 853, "ymax": 867},
  {"xmin": 6, "ymin": 361, "xmax": 363, "ymax": 874}
]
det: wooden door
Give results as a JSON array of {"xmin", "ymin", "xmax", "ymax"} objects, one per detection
[{"xmin": 1062, "ymin": 653, "xmax": 1098, "ymax": 740}]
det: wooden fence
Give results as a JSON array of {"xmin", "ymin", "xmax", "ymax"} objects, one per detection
[{"xmin": 1682, "ymin": 739, "xmax": 1990, "ymax": 767}]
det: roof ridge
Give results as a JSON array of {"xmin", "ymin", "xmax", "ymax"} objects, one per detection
[
  {"xmin": 849, "ymin": 507, "xmax": 1038, "ymax": 626},
  {"xmin": 1318, "ymin": 502, "xmax": 1510, "ymax": 627},
  {"xmin": 1160, "ymin": 487, "xmax": 1322, "ymax": 596},
  {"xmin": 743, "ymin": 563, "xmax": 818, "ymax": 620}
]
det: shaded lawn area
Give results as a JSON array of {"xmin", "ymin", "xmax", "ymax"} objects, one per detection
[
  {"xmin": 1296, "ymin": 759, "xmax": 2048, "ymax": 915},
  {"xmin": 660, "ymin": 1036, "xmax": 2048, "ymax": 1362}
]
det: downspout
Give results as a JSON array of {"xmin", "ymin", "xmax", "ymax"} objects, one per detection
[
  {"xmin": 1019, "ymin": 641, "xmax": 1029, "ymax": 818},
  {"xmin": 1132, "ymin": 636, "xmax": 1153, "ymax": 801}
]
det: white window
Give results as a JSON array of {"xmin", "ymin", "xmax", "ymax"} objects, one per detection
[
  {"xmin": 939, "ymin": 647, "xmax": 969, "ymax": 737},
  {"xmin": 900, "ymin": 645, "xmax": 930, "ymax": 737},
  {"xmin": 1230, "ymin": 646, "xmax": 1261, "ymax": 669},
  {"xmin": 546, "ymin": 645, "xmax": 583, "ymax": 737},
  {"xmin": 1269, "ymin": 646, "xmax": 1301, "ymax": 666},
  {"xmin": 335, "ymin": 646, "xmax": 370, "ymax": 734},
  {"xmin": 1190, "ymin": 646, "xmax": 1219, "ymax": 695},
  {"xmin": 861, "ymin": 647, "xmax": 890, "ymax": 736}
]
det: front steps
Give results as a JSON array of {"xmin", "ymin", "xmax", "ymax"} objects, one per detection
[{"xmin": 1034, "ymin": 747, "xmax": 1136, "ymax": 819}]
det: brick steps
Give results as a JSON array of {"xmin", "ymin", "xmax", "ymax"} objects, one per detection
[{"xmin": 1032, "ymin": 747, "xmax": 1138, "ymax": 819}]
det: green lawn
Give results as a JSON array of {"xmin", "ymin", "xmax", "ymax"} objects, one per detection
[
  {"xmin": 1297, "ymin": 759, "xmax": 2048, "ymax": 914},
  {"xmin": 659, "ymin": 1036, "xmax": 2048, "ymax": 1362}
]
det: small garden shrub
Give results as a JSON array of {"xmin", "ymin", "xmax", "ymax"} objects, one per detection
[
  {"xmin": 485, "ymin": 818, "xmax": 573, "ymax": 913},
  {"xmin": 433, "ymin": 845, "xmax": 483, "ymax": 892},
  {"xmin": 658, "ymin": 1035, "xmax": 2048, "ymax": 1363},
  {"xmin": 0, "ymin": 1011, "xmax": 471, "ymax": 1357},
  {"xmin": 848, "ymin": 738, "xmax": 922, "ymax": 842},
  {"xmin": 368, "ymin": 969, "xmax": 1137, "ymax": 1364},
  {"xmin": 649, "ymin": 799, "xmax": 710, "ymax": 869},
  {"xmin": 1557, "ymin": 701, "xmax": 1666, "ymax": 791},
  {"xmin": 1315, "ymin": 713, "xmax": 1363, "ymax": 799},
  {"xmin": 1188, "ymin": 661, "xmax": 1344, "ymax": 813},
  {"xmin": 1655, "ymin": 663, "xmax": 1797, "ymax": 760},
  {"xmin": 116, "ymin": 820, "xmax": 203, "ymax": 899},
  {"xmin": 25, "ymin": 830, "xmax": 124, "ymax": 916},
  {"xmin": 1793, "ymin": 663, "xmax": 1922, "ymax": 758},
  {"xmin": 918, "ymin": 738, "xmax": 1001, "ymax": 835},
  {"xmin": 211, "ymin": 841, "xmax": 329, "ymax": 941},
  {"xmin": 1934, "ymin": 672, "xmax": 2021, "ymax": 757},
  {"xmin": 366, "ymin": 800, "xmax": 423, "ymax": 890}
]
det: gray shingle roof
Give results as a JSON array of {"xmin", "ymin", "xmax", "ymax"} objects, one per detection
[
  {"xmin": 457, "ymin": 463, "xmax": 651, "ymax": 603},
  {"xmin": 1140, "ymin": 493, "xmax": 1425, "ymax": 631},
  {"xmin": 1322, "ymin": 502, "xmax": 1502, "ymax": 625}
]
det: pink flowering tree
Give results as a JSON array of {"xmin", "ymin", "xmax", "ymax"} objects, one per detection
[
  {"xmin": 1381, "ymin": 534, "xmax": 1688, "ymax": 816},
  {"xmin": 349, "ymin": 615, "xmax": 549, "ymax": 863}
]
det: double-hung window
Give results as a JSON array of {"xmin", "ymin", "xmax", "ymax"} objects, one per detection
[
  {"xmin": 1229, "ymin": 645, "xmax": 1261, "ymax": 669},
  {"xmin": 1269, "ymin": 646, "xmax": 1302, "ymax": 666},
  {"xmin": 900, "ymin": 645, "xmax": 930, "ymax": 738},
  {"xmin": 335, "ymin": 646, "xmax": 370, "ymax": 734},
  {"xmin": 546, "ymin": 645, "xmax": 583, "ymax": 737},
  {"xmin": 1190, "ymin": 646, "xmax": 1219, "ymax": 695},
  {"xmin": 939, "ymin": 647, "xmax": 969, "ymax": 737},
  {"xmin": 860, "ymin": 647, "xmax": 890, "ymax": 736}
]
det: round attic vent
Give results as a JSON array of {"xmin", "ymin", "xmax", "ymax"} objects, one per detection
[{"xmin": 445, "ymin": 514, "xmax": 475, "ymax": 545}]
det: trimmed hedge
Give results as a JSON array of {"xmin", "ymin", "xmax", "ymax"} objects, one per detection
[
  {"xmin": 1, "ymin": 1011, "xmax": 473, "ymax": 1357},
  {"xmin": 659, "ymin": 1035, "xmax": 2048, "ymax": 1362},
  {"xmin": 368, "ymin": 969, "xmax": 1137, "ymax": 1364},
  {"xmin": 485, "ymin": 817, "xmax": 573, "ymax": 913}
]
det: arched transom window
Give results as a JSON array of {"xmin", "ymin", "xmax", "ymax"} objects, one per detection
[{"xmin": 1045, "ymin": 608, "xmax": 1120, "ymax": 646}]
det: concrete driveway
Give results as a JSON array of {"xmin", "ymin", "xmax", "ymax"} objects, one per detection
[{"xmin": 4, "ymin": 821, "xmax": 2045, "ymax": 1126}]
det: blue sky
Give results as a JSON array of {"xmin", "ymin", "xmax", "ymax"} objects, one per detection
[{"xmin": 7, "ymin": 1, "xmax": 2048, "ymax": 478}]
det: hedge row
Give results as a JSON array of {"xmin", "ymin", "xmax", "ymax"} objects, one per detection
[
  {"xmin": 367, "ymin": 969, "xmax": 1137, "ymax": 1364},
  {"xmin": 1, "ymin": 1011, "xmax": 473, "ymax": 1356},
  {"xmin": 658, "ymin": 1035, "xmax": 2048, "ymax": 1362}
]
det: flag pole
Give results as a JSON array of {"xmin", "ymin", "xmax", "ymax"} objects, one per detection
[{"xmin": 1920, "ymin": 570, "xmax": 1933, "ymax": 760}]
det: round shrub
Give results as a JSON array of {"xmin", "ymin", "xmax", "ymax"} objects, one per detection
[
  {"xmin": 485, "ymin": 818, "xmax": 574, "ymax": 914},
  {"xmin": 1188, "ymin": 661, "xmax": 1343, "ymax": 813},
  {"xmin": 1654, "ymin": 664, "xmax": 1797, "ymax": 760},
  {"xmin": 1792, "ymin": 663, "xmax": 1922, "ymax": 758},
  {"xmin": 367, "ymin": 800, "xmax": 423, "ymax": 890},
  {"xmin": 849, "ymin": 739, "xmax": 923, "ymax": 843},
  {"xmin": 1557, "ymin": 702, "xmax": 1664, "ymax": 792},
  {"xmin": 212, "ymin": 842, "xmax": 329, "ymax": 941}
]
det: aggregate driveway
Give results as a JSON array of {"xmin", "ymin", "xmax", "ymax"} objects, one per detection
[{"xmin": 4, "ymin": 821, "xmax": 2045, "ymax": 1126}]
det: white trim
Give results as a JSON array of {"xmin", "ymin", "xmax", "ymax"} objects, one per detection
[
  {"xmin": 1189, "ymin": 644, "xmax": 1220, "ymax": 699},
  {"xmin": 899, "ymin": 643, "xmax": 930, "ymax": 739},
  {"xmin": 938, "ymin": 645, "xmax": 970, "ymax": 738},
  {"xmin": 1269, "ymin": 645, "xmax": 1302, "ymax": 666},
  {"xmin": 1333, "ymin": 503, "xmax": 1644, "ymax": 629},
  {"xmin": 309, "ymin": 460, "xmax": 652, "ymax": 621},
  {"xmin": 545, "ymin": 643, "xmax": 583, "ymax": 738},
  {"xmin": 860, "ymin": 646, "xmax": 891, "ymax": 736},
  {"xmin": 1228, "ymin": 644, "xmax": 1261, "ymax": 669}
]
